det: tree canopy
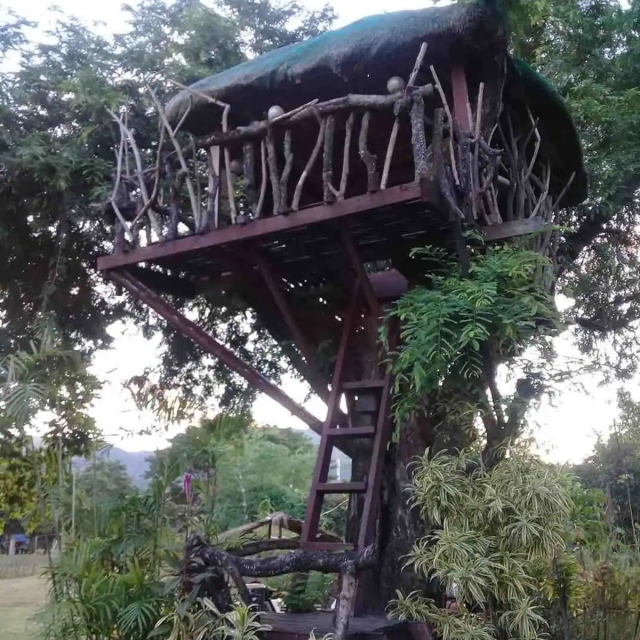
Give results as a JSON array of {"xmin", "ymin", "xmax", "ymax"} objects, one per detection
[{"xmin": 0, "ymin": 0, "xmax": 335, "ymax": 417}]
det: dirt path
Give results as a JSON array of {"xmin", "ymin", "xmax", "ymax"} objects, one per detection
[{"xmin": 0, "ymin": 575, "xmax": 48, "ymax": 639}]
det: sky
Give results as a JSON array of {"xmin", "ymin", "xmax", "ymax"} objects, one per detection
[{"xmin": 2, "ymin": 0, "xmax": 631, "ymax": 463}]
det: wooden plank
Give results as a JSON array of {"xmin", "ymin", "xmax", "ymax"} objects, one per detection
[
  {"xmin": 316, "ymin": 482, "xmax": 367, "ymax": 494},
  {"xmin": 483, "ymin": 216, "xmax": 548, "ymax": 241},
  {"xmin": 342, "ymin": 380, "xmax": 386, "ymax": 390},
  {"xmin": 111, "ymin": 269, "xmax": 322, "ymax": 434},
  {"xmin": 451, "ymin": 65, "xmax": 471, "ymax": 132},
  {"xmin": 97, "ymin": 182, "xmax": 422, "ymax": 272},
  {"xmin": 327, "ymin": 427, "xmax": 376, "ymax": 438}
]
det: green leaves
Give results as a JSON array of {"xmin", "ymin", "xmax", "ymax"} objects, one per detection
[
  {"xmin": 384, "ymin": 244, "xmax": 558, "ymax": 426},
  {"xmin": 0, "ymin": 0, "xmax": 336, "ymax": 415},
  {"xmin": 398, "ymin": 448, "xmax": 572, "ymax": 639}
]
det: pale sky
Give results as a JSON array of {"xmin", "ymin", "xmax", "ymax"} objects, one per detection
[{"xmin": 2, "ymin": 0, "xmax": 632, "ymax": 463}]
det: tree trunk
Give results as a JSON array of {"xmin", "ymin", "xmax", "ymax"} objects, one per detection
[{"xmin": 357, "ymin": 415, "xmax": 435, "ymax": 613}]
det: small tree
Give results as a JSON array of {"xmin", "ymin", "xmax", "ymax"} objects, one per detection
[{"xmin": 390, "ymin": 448, "xmax": 571, "ymax": 640}]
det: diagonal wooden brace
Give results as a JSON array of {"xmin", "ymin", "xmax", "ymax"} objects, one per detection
[{"xmin": 110, "ymin": 268, "xmax": 322, "ymax": 434}]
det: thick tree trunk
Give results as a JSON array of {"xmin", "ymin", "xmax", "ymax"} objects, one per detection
[{"xmin": 356, "ymin": 416, "xmax": 435, "ymax": 614}]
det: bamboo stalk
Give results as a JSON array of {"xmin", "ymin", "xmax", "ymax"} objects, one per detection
[{"xmin": 292, "ymin": 119, "xmax": 327, "ymax": 211}]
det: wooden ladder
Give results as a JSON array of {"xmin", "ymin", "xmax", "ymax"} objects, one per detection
[{"xmin": 300, "ymin": 278, "xmax": 394, "ymax": 551}]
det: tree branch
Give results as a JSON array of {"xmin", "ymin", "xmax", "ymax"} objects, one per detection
[
  {"xmin": 187, "ymin": 535, "xmax": 376, "ymax": 578},
  {"xmin": 226, "ymin": 538, "xmax": 300, "ymax": 557}
]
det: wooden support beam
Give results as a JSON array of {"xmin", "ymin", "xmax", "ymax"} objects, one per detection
[
  {"xmin": 483, "ymin": 217, "xmax": 548, "ymax": 241},
  {"xmin": 451, "ymin": 65, "xmax": 472, "ymax": 133},
  {"xmin": 340, "ymin": 225, "xmax": 383, "ymax": 321},
  {"xmin": 250, "ymin": 245, "xmax": 331, "ymax": 401},
  {"xmin": 358, "ymin": 370, "xmax": 393, "ymax": 549},
  {"xmin": 110, "ymin": 268, "xmax": 322, "ymax": 434}
]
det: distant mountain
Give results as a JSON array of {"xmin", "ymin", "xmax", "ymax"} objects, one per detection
[{"xmin": 73, "ymin": 446, "xmax": 154, "ymax": 487}]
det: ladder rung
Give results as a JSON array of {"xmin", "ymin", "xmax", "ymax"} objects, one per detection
[
  {"xmin": 326, "ymin": 426, "xmax": 375, "ymax": 438},
  {"xmin": 301, "ymin": 541, "xmax": 355, "ymax": 552},
  {"xmin": 316, "ymin": 482, "xmax": 367, "ymax": 494},
  {"xmin": 342, "ymin": 379, "xmax": 386, "ymax": 390}
]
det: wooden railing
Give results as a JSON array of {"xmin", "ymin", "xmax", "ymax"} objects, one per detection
[{"xmin": 105, "ymin": 43, "xmax": 572, "ymax": 264}]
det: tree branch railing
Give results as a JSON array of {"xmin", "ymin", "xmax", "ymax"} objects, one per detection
[
  {"xmin": 104, "ymin": 43, "xmax": 569, "ymax": 271},
  {"xmin": 183, "ymin": 532, "xmax": 376, "ymax": 640}
]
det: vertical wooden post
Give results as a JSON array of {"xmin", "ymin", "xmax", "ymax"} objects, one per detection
[
  {"xmin": 410, "ymin": 91, "xmax": 428, "ymax": 181},
  {"xmin": 359, "ymin": 112, "xmax": 379, "ymax": 192},
  {"xmin": 334, "ymin": 569, "xmax": 359, "ymax": 640},
  {"xmin": 266, "ymin": 127, "xmax": 281, "ymax": 214},
  {"xmin": 114, "ymin": 220, "xmax": 126, "ymax": 253},
  {"xmin": 243, "ymin": 142, "xmax": 257, "ymax": 215},
  {"xmin": 280, "ymin": 130, "xmax": 293, "ymax": 212},
  {"xmin": 323, "ymin": 115, "xmax": 336, "ymax": 204},
  {"xmin": 210, "ymin": 146, "xmax": 221, "ymax": 229},
  {"xmin": 450, "ymin": 65, "xmax": 472, "ymax": 133}
]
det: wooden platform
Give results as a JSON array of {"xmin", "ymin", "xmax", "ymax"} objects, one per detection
[
  {"xmin": 260, "ymin": 612, "xmax": 430, "ymax": 640},
  {"xmin": 96, "ymin": 183, "xmax": 451, "ymax": 281}
]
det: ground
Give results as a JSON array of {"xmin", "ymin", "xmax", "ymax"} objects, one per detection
[{"xmin": 0, "ymin": 556, "xmax": 48, "ymax": 640}]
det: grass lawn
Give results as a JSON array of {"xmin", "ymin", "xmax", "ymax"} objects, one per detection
[{"xmin": 0, "ymin": 559, "xmax": 48, "ymax": 640}]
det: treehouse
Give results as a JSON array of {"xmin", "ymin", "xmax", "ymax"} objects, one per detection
[{"xmin": 97, "ymin": 1, "xmax": 586, "ymax": 638}]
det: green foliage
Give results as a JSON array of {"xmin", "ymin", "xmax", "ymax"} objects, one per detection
[
  {"xmin": 0, "ymin": 0, "xmax": 335, "ymax": 416},
  {"xmin": 390, "ymin": 448, "xmax": 572, "ymax": 640},
  {"xmin": 280, "ymin": 572, "xmax": 335, "ymax": 613},
  {"xmin": 148, "ymin": 419, "xmax": 316, "ymax": 535},
  {"xmin": 384, "ymin": 244, "xmax": 558, "ymax": 426},
  {"xmin": 40, "ymin": 471, "xmax": 178, "ymax": 640},
  {"xmin": 574, "ymin": 389, "xmax": 640, "ymax": 541}
]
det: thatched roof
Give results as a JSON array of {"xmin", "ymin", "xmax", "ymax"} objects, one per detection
[
  {"xmin": 166, "ymin": 1, "xmax": 587, "ymax": 205},
  {"xmin": 166, "ymin": 2, "xmax": 503, "ymax": 132}
]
